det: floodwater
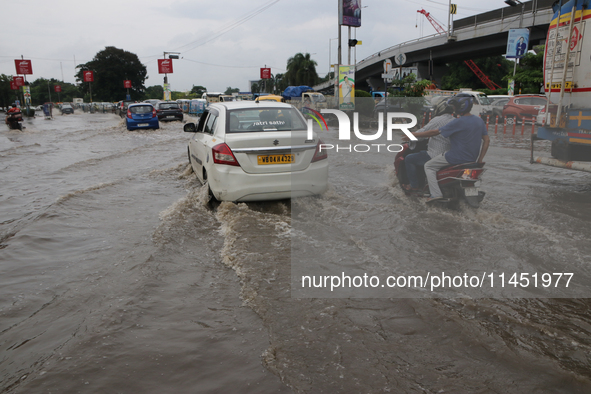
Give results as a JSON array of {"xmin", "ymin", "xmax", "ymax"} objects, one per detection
[{"xmin": 1, "ymin": 110, "xmax": 591, "ymax": 393}]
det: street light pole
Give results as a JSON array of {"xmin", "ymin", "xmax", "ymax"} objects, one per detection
[
  {"xmin": 163, "ymin": 51, "xmax": 180, "ymax": 101},
  {"xmin": 328, "ymin": 38, "xmax": 338, "ymax": 78}
]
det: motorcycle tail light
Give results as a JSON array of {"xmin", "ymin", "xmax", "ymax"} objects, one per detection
[{"xmin": 462, "ymin": 169, "xmax": 483, "ymax": 180}]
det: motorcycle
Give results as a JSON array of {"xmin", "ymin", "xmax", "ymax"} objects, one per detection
[
  {"xmin": 394, "ymin": 139, "xmax": 486, "ymax": 208},
  {"xmin": 5, "ymin": 110, "xmax": 23, "ymax": 131}
]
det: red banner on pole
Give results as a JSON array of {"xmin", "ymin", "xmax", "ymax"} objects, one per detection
[
  {"xmin": 10, "ymin": 81, "xmax": 18, "ymax": 90},
  {"xmin": 124, "ymin": 80, "xmax": 132, "ymax": 89},
  {"xmin": 158, "ymin": 59, "xmax": 173, "ymax": 74},
  {"xmin": 260, "ymin": 68, "xmax": 271, "ymax": 79},
  {"xmin": 83, "ymin": 70, "xmax": 94, "ymax": 82},
  {"xmin": 13, "ymin": 76, "xmax": 24, "ymax": 87},
  {"xmin": 55, "ymin": 85, "xmax": 62, "ymax": 92},
  {"xmin": 14, "ymin": 59, "xmax": 33, "ymax": 75}
]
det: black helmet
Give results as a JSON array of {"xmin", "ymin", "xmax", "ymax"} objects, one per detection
[
  {"xmin": 11, "ymin": 103, "xmax": 16, "ymax": 107},
  {"xmin": 448, "ymin": 94, "xmax": 474, "ymax": 115},
  {"xmin": 432, "ymin": 97, "xmax": 454, "ymax": 117}
]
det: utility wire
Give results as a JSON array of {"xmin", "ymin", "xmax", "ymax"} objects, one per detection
[{"xmin": 141, "ymin": 0, "xmax": 280, "ymax": 60}]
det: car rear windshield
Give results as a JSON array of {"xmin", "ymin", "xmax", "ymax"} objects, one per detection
[
  {"xmin": 129, "ymin": 105, "xmax": 153, "ymax": 114},
  {"xmin": 227, "ymin": 108, "xmax": 307, "ymax": 132},
  {"xmin": 158, "ymin": 103, "xmax": 179, "ymax": 109}
]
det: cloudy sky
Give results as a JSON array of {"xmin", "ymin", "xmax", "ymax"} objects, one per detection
[{"xmin": 1, "ymin": 0, "xmax": 506, "ymax": 94}]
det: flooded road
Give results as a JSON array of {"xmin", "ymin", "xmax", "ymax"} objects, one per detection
[{"xmin": 1, "ymin": 111, "xmax": 591, "ymax": 393}]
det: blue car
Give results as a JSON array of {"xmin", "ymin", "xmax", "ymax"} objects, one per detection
[{"xmin": 125, "ymin": 103, "xmax": 159, "ymax": 131}]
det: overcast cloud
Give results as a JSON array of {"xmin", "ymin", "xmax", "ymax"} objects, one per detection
[{"xmin": 1, "ymin": 0, "xmax": 504, "ymax": 94}]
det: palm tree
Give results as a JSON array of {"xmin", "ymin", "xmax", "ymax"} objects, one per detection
[{"xmin": 285, "ymin": 53, "xmax": 319, "ymax": 86}]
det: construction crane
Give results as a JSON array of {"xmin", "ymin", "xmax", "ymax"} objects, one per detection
[
  {"xmin": 417, "ymin": 9, "xmax": 446, "ymax": 35},
  {"xmin": 417, "ymin": 9, "xmax": 501, "ymax": 90},
  {"xmin": 463, "ymin": 60, "xmax": 502, "ymax": 90}
]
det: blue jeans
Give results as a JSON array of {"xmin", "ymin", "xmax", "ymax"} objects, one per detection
[{"xmin": 404, "ymin": 150, "xmax": 431, "ymax": 189}]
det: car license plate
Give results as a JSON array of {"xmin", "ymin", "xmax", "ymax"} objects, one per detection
[
  {"xmin": 464, "ymin": 187, "xmax": 479, "ymax": 197},
  {"xmin": 167, "ymin": 115, "xmax": 176, "ymax": 118},
  {"xmin": 138, "ymin": 123, "xmax": 149, "ymax": 127},
  {"xmin": 257, "ymin": 154, "xmax": 294, "ymax": 165}
]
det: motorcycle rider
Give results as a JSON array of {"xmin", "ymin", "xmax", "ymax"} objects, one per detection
[
  {"xmin": 402, "ymin": 98, "xmax": 454, "ymax": 192},
  {"xmin": 7, "ymin": 104, "xmax": 20, "ymax": 114},
  {"xmin": 407, "ymin": 94, "xmax": 489, "ymax": 202}
]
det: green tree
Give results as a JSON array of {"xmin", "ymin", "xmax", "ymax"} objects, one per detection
[
  {"xmin": 191, "ymin": 85, "xmax": 207, "ymax": 97},
  {"xmin": 29, "ymin": 78, "xmax": 80, "ymax": 105},
  {"xmin": 272, "ymin": 73, "xmax": 288, "ymax": 94},
  {"xmin": 145, "ymin": 85, "xmax": 164, "ymax": 100},
  {"xmin": 224, "ymin": 86, "xmax": 240, "ymax": 95},
  {"xmin": 511, "ymin": 47, "xmax": 544, "ymax": 94},
  {"xmin": 75, "ymin": 47, "xmax": 147, "ymax": 102},
  {"xmin": 285, "ymin": 53, "xmax": 319, "ymax": 86},
  {"xmin": 0, "ymin": 74, "xmax": 19, "ymax": 109}
]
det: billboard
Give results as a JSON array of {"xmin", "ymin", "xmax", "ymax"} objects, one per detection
[
  {"xmin": 163, "ymin": 83, "xmax": 171, "ymax": 101},
  {"xmin": 83, "ymin": 70, "xmax": 94, "ymax": 82},
  {"xmin": 338, "ymin": 65, "xmax": 355, "ymax": 110},
  {"xmin": 260, "ymin": 68, "xmax": 271, "ymax": 79},
  {"xmin": 158, "ymin": 59, "xmax": 173, "ymax": 74},
  {"xmin": 23, "ymin": 86, "xmax": 31, "ymax": 106},
  {"xmin": 14, "ymin": 59, "xmax": 33, "ymax": 75},
  {"xmin": 339, "ymin": 0, "xmax": 361, "ymax": 27},
  {"xmin": 13, "ymin": 76, "xmax": 24, "ymax": 87},
  {"xmin": 506, "ymin": 28, "xmax": 530, "ymax": 58}
]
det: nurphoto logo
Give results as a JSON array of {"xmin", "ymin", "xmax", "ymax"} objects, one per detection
[{"xmin": 306, "ymin": 109, "xmax": 418, "ymax": 153}]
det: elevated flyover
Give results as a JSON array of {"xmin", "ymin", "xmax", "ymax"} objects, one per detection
[{"xmin": 353, "ymin": 0, "xmax": 556, "ymax": 91}]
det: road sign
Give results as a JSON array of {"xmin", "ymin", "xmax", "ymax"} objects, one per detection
[
  {"xmin": 394, "ymin": 53, "xmax": 406, "ymax": 66},
  {"xmin": 383, "ymin": 59, "xmax": 392, "ymax": 74},
  {"xmin": 450, "ymin": 4, "xmax": 457, "ymax": 14}
]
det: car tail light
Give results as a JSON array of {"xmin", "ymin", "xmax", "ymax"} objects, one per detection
[
  {"xmin": 212, "ymin": 143, "xmax": 240, "ymax": 166},
  {"xmin": 152, "ymin": 108, "xmax": 157, "ymax": 118},
  {"xmin": 312, "ymin": 139, "xmax": 328, "ymax": 162},
  {"xmin": 127, "ymin": 109, "xmax": 132, "ymax": 119}
]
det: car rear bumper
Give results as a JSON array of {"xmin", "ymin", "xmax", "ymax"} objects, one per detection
[
  {"xmin": 126, "ymin": 119, "xmax": 160, "ymax": 130},
  {"xmin": 208, "ymin": 160, "xmax": 328, "ymax": 202},
  {"xmin": 158, "ymin": 113, "xmax": 183, "ymax": 121}
]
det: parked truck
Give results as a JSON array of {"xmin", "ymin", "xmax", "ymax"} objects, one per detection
[
  {"xmin": 281, "ymin": 86, "xmax": 328, "ymax": 112},
  {"xmin": 531, "ymin": 0, "xmax": 591, "ymax": 171}
]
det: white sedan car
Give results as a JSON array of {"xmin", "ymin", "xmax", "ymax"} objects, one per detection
[{"xmin": 185, "ymin": 101, "xmax": 328, "ymax": 202}]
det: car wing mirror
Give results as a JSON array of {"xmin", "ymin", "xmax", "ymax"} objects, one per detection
[{"xmin": 184, "ymin": 123, "xmax": 196, "ymax": 133}]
